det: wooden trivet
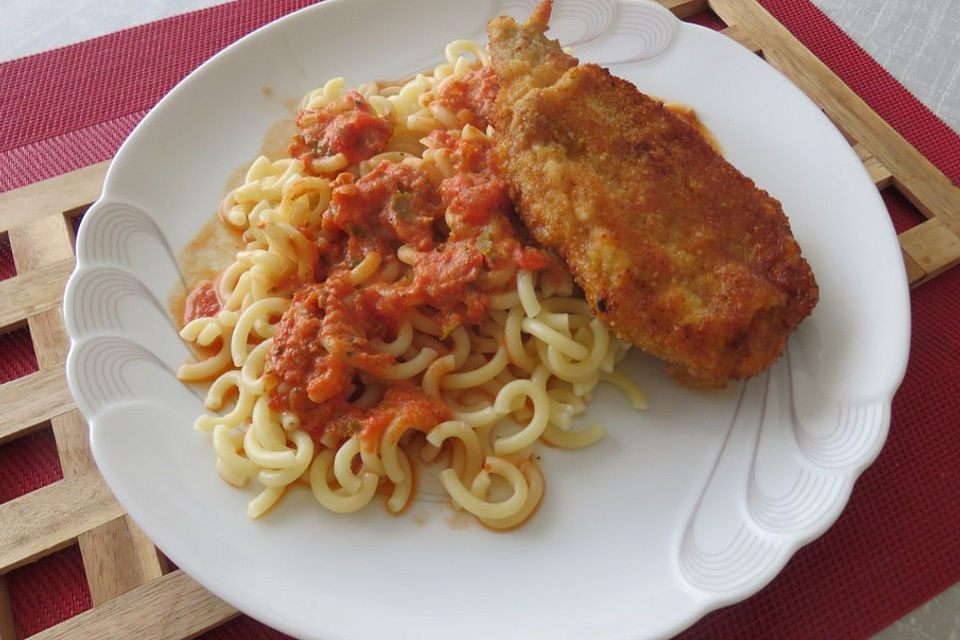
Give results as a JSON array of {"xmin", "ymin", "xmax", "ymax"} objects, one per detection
[{"xmin": 0, "ymin": 1, "xmax": 958, "ymax": 638}]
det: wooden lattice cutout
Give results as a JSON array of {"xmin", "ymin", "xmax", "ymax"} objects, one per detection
[{"xmin": 0, "ymin": 1, "xmax": 958, "ymax": 638}]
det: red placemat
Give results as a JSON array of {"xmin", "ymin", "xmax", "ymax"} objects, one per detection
[{"xmin": 2, "ymin": 1, "xmax": 959, "ymax": 639}]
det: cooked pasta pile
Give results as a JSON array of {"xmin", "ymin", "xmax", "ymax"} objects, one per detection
[{"xmin": 177, "ymin": 39, "xmax": 647, "ymax": 528}]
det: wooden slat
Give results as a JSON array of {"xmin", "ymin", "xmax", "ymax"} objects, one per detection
[
  {"xmin": 707, "ymin": 0, "xmax": 960, "ymax": 285},
  {"xmin": 0, "ymin": 258, "xmax": 74, "ymax": 330},
  {"xmin": 720, "ymin": 24, "xmax": 762, "ymax": 54},
  {"xmin": 0, "ymin": 367, "xmax": 74, "ymax": 444},
  {"xmin": 0, "ymin": 161, "xmax": 106, "ymax": 234},
  {"xmin": 48, "ymin": 409, "xmax": 95, "ymax": 479},
  {"xmin": 661, "ymin": 0, "xmax": 709, "ymax": 19},
  {"xmin": 10, "ymin": 214, "xmax": 74, "ymax": 372},
  {"xmin": 853, "ymin": 142, "xmax": 894, "ymax": 189},
  {"xmin": 899, "ymin": 218, "xmax": 960, "ymax": 286},
  {"xmin": 28, "ymin": 571, "xmax": 237, "ymax": 640},
  {"xmin": 9, "ymin": 213, "xmax": 75, "ymax": 278},
  {"xmin": 25, "ymin": 308, "xmax": 70, "ymax": 370},
  {"xmin": 0, "ymin": 473, "xmax": 125, "ymax": 573},
  {"xmin": 0, "ymin": 575, "xmax": 16, "ymax": 640},
  {"xmin": 81, "ymin": 516, "xmax": 171, "ymax": 606},
  {"xmin": 894, "ymin": 171, "xmax": 960, "ymax": 224},
  {"xmin": 902, "ymin": 247, "xmax": 927, "ymax": 286}
]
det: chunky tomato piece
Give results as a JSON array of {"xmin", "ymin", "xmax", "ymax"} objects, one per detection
[
  {"xmin": 183, "ymin": 280, "xmax": 221, "ymax": 324},
  {"xmin": 289, "ymin": 91, "xmax": 393, "ymax": 173}
]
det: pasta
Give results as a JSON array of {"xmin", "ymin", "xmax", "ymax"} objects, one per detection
[{"xmin": 176, "ymin": 38, "xmax": 647, "ymax": 528}]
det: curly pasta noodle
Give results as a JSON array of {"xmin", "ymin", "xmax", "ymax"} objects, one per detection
[{"xmin": 177, "ymin": 39, "xmax": 647, "ymax": 528}]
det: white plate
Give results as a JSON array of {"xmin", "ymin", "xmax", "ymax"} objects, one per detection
[{"xmin": 63, "ymin": 1, "xmax": 910, "ymax": 638}]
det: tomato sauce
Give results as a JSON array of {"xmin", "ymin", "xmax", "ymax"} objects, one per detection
[
  {"xmin": 266, "ymin": 71, "xmax": 562, "ymax": 445},
  {"xmin": 289, "ymin": 91, "xmax": 393, "ymax": 173},
  {"xmin": 183, "ymin": 280, "xmax": 221, "ymax": 324},
  {"xmin": 326, "ymin": 384, "xmax": 452, "ymax": 450},
  {"xmin": 431, "ymin": 68, "xmax": 499, "ymax": 129},
  {"xmin": 326, "ymin": 162, "xmax": 444, "ymax": 252}
]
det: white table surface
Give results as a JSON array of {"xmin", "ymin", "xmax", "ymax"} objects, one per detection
[
  {"xmin": 812, "ymin": 0, "xmax": 960, "ymax": 135},
  {"xmin": 2, "ymin": 1, "xmax": 958, "ymax": 639}
]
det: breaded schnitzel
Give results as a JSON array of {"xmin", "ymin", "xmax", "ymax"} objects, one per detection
[{"xmin": 487, "ymin": 1, "xmax": 819, "ymax": 387}]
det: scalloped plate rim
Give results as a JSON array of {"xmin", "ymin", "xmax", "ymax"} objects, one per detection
[{"xmin": 63, "ymin": 1, "xmax": 910, "ymax": 639}]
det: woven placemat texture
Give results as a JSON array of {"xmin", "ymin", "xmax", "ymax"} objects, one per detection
[
  {"xmin": 1, "ymin": 0, "xmax": 958, "ymax": 638},
  {"xmin": 0, "ymin": 0, "xmax": 317, "ymax": 192}
]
